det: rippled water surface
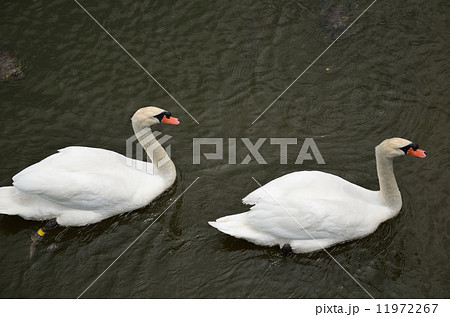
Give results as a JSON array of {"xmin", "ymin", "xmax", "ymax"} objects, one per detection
[{"xmin": 0, "ymin": 0, "xmax": 448, "ymax": 298}]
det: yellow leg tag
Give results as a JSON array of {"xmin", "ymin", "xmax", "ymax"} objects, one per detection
[{"xmin": 37, "ymin": 228, "xmax": 46, "ymax": 237}]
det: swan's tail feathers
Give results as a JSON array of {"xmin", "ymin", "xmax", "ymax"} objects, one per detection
[
  {"xmin": 0, "ymin": 186, "xmax": 21, "ymax": 216},
  {"xmin": 209, "ymin": 212, "xmax": 251, "ymax": 236},
  {"xmin": 208, "ymin": 212, "xmax": 279, "ymax": 247},
  {"xmin": 0, "ymin": 186, "xmax": 51, "ymax": 221}
]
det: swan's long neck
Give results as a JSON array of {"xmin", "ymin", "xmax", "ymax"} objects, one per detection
[
  {"xmin": 132, "ymin": 122, "xmax": 176, "ymax": 186},
  {"xmin": 375, "ymin": 148, "xmax": 402, "ymax": 214}
]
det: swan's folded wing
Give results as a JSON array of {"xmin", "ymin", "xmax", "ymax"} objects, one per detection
[
  {"xmin": 13, "ymin": 168, "xmax": 134, "ymax": 210},
  {"xmin": 248, "ymin": 198, "xmax": 364, "ymax": 241},
  {"xmin": 243, "ymin": 171, "xmax": 375, "ymax": 205},
  {"xmin": 11, "ymin": 147, "xmax": 157, "ymax": 211},
  {"xmin": 243, "ymin": 171, "xmax": 339, "ymax": 205}
]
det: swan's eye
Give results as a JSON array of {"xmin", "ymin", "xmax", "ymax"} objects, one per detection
[
  {"xmin": 399, "ymin": 143, "xmax": 419, "ymax": 154},
  {"xmin": 153, "ymin": 111, "xmax": 173, "ymax": 122},
  {"xmin": 153, "ymin": 112, "xmax": 165, "ymax": 122}
]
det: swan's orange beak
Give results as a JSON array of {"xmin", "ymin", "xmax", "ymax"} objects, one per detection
[
  {"xmin": 161, "ymin": 116, "xmax": 180, "ymax": 125},
  {"xmin": 407, "ymin": 147, "xmax": 426, "ymax": 158}
]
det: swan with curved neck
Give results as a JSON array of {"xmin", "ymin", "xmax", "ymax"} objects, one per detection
[
  {"xmin": 209, "ymin": 137, "xmax": 427, "ymax": 253},
  {"xmin": 131, "ymin": 106, "xmax": 179, "ymax": 185},
  {"xmin": 0, "ymin": 106, "xmax": 179, "ymax": 240}
]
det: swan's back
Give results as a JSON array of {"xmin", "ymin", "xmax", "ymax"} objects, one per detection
[
  {"xmin": 243, "ymin": 171, "xmax": 379, "ymax": 205},
  {"xmin": 12, "ymin": 146, "xmax": 166, "ymax": 213}
]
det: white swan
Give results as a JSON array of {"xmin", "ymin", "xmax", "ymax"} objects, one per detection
[
  {"xmin": 0, "ymin": 106, "xmax": 179, "ymax": 230},
  {"xmin": 209, "ymin": 137, "xmax": 427, "ymax": 253}
]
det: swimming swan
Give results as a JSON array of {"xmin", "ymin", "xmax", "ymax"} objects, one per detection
[
  {"xmin": 209, "ymin": 137, "xmax": 426, "ymax": 253},
  {"xmin": 0, "ymin": 106, "xmax": 179, "ymax": 235}
]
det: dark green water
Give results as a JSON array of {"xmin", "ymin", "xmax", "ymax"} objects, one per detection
[{"xmin": 0, "ymin": 0, "xmax": 448, "ymax": 298}]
